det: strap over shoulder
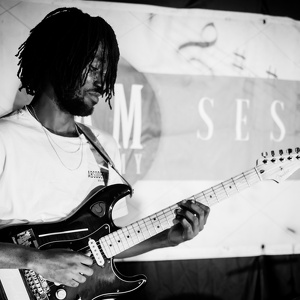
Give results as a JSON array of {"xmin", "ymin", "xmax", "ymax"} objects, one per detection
[{"xmin": 76, "ymin": 122, "xmax": 133, "ymax": 196}]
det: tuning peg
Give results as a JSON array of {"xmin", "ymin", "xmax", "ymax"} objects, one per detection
[
  {"xmin": 279, "ymin": 149, "xmax": 283, "ymax": 155},
  {"xmin": 261, "ymin": 152, "xmax": 268, "ymax": 157},
  {"xmin": 295, "ymin": 147, "xmax": 300, "ymax": 153},
  {"xmin": 287, "ymin": 148, "xmax": 292, "ymax": 154},
  {"xmin": 271, "ymin": 150, "xmax": 275, "ymax": 156}
]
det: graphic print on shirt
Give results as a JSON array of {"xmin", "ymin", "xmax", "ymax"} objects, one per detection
[{"xmin": 88, "ymin": 144, "xmax": 109, "ymax": 186}]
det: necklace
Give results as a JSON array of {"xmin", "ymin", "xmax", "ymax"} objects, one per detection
[
  {"xmin": 27, "ymin": 105, "xmax": 84, "ymax": 171},
  {"xmin": 42, "ymin": 124, "xmax": 82, "ymax": 153}
]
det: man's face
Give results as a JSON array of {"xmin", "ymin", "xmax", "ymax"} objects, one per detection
[{"xmin": 56, "ymin": 44, "xmax": 107, "ymax": 117}]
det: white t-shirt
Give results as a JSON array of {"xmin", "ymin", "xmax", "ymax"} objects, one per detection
[{"xmin": 0, "ymin": 107, "xmax": 127, "ymax": 228}]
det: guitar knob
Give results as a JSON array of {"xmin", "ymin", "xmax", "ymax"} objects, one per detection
[
  {"xmin": 287, "ymin": 148, "xmax": 292, "ymax": 154},
  {"xmin": 279, "ymin": 149, "xmax": 283, "ymax": 155},
  {"xmin": 271, "ymin": 150, "xmax": 275, "ymax": 156},
  {"xmin": 295, "ymin": 147, "xmax": 300, "ymax": 153},
  {"xmin": 55, "ymin": 288, "xmax": 67, "ymax": 300}
]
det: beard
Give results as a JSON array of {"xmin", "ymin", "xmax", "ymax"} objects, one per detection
[{"xmin": 54, "ymin": 87, "xmax": 95, "ymax": 117}]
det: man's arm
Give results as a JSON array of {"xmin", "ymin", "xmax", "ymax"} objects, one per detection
[
  {"xmin": 116, "ymin": 200, "xmax": 210, "ymax": 258},
  {"xmin": 0, "ymin": 243, "xmax": 94, "ymax": 287}
]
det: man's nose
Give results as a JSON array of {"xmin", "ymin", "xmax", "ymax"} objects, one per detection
[{"xmin": 93, "ymin": 77, "xmax": 106, "ymax": 92}]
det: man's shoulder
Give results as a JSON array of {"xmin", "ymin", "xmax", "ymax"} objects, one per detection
[
  {"xmin": 0, "ymin": 109, "xmax": 24, "ymax": 132},
  {"xmin": 79, "ymin": 123, "xmax": 119, "ymax": 153},
  {"xmin": 0, "ymin": 109, "xmax": 21, "ymax": 122}
]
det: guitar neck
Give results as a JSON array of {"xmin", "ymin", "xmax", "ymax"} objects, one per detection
[{"xmin": 100, "ymin": 166, "xmax": 262, "ymax": 258}]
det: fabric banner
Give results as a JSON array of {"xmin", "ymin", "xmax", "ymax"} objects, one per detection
[{"xmin": 1, "ymin": 0, "xmax": 300, "ymax": 260}]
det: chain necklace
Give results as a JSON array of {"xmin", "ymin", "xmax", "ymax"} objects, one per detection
[{"xmin": 27, "ymin": 105, "xmax": 84, "ymax": 171}]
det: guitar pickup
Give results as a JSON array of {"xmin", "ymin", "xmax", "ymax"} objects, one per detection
[{"xmin": 88, "ymin": 238, "xmax": 105, "ymax": 267}]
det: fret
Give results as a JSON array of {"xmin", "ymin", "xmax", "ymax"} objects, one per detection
[
  {"xmin": 194, "ymin": 193, "xmax": 208, "ymax": 206},
  {"xmin": 212, "ymin": 184, "xmax": 228, "ymax": 202},
  {"xmin": 109, "ymin": 231, "xmax": 123, "ymax": 254},
  {"xmin": 113, "ymin": 231, "xmax": 126, "ymax": 252},
  {"xmin": 149, "ymin": 214, "xmax": 161, "ymax": 234},
  {"xmin": 200, "ymin": 191, "xmax": 210, "ymax": 206},
  {"xmin": 164, "ymin": 207, "xmax": 175, "ymax": 228},
  {"xmin": 248, "ymin": 169, "xmax": 261, "ymax": 185},
  {"xmin": 242, "ymin": 172, "xmax": 250, "ymax": 186},
  {"xmin": 100, "ymin": 235, "xmax": 115, "ymax": 257},
  {"xmin": 131, "ymin": 222, "xmax": 145, "ymax": 243},
  {"xmin": 234, "ymin": 170, "xmax": 259, "ymax": 191},
  {"xmin": 221, "ymin": 178, "xmax": 239, "ymax": 197},
  {"xmin": 125, "ymin": 224, "xmax": 139, "ymax": 245},
  {"xmin": 212, "ymin": 187, "xmax": 219, "ymax": 203},
  {"xmin": 122, "ymin": 226, "xmax": 135, "ymax": 247},
  {"xmin": 137, "ymin": 220, "xmax": 148, "ymax": 240},
  {"xmin": 234, "ymin": 174, "xmax": 248, "ymax": 191},
  {"xmin": 232, "ymin": 177, "xmax": 239, "ymax": 192},
  {"xmin": 140, "ymin": 218, "xmax": 152, "ymax": 239},
  {"xmin": 161, "ymin": 209, "xmax": 173, "ymax": 229},
  {"xmin": 201, "ymin": 189, "xmax": 218, "ymax": 206},
  {"xmin": 221, "ymin": 182, "xmax": 229, "ymax": 197}
]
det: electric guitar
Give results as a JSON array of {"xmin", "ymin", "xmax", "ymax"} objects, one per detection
[{"xmin": 0, "ymin": 149, "xmax": 300, "ymax": 300}]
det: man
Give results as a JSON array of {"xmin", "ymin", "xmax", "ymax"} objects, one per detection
[{"xmin": 0, "ymin": 7, "xmax": 210, "ymax": 289}]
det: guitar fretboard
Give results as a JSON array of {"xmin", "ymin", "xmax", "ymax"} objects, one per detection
[{"xmin": 99, "ymin": 167, "xmax": 261, "ymax": 258}]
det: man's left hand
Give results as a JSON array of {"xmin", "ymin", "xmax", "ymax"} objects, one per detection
[{"xmin": 168, "ymin": 200, "xmax": 210, "ymax": 246}]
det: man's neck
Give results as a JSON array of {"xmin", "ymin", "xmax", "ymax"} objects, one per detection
[{"xmin": 30, "ymin": 90, "xmax": 78, "ymax": 137}]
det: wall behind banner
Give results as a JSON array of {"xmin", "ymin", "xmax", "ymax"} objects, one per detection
[{"xmin": 1, "ymin": 0, "xmax": 300, "ymax": 260}]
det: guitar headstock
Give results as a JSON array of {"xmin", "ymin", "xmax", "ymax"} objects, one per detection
[{"xmin": 256, "ymin": 148, "xmax": 300, "ymax": 183}]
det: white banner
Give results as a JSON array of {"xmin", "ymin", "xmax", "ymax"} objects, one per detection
[{"xmin": 1, "ymin": 0, "xmax": 300, "ymax": 260}]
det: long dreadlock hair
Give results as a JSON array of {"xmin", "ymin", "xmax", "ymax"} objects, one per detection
[{"xmin": 16, "ymin": 7, "xmax": 120, "ymax": 108}]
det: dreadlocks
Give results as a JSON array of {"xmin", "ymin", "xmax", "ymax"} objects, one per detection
[{"xmin": 16, "ymin": 7, "xmax": 120, "ymax": 108}]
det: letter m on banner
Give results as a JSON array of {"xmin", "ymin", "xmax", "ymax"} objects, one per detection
[{"xmin": 113, "ymin": 84, "xmax": 143, "ymax": 150}]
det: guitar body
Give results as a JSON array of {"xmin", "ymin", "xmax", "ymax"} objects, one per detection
[{"xmin": 0, "ymin": 184, "xmax": 147, "ymax": 300}]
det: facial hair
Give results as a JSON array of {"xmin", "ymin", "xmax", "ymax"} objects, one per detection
[{"xmin": 55, "ymin": 87, "xmax": 95, "ymax": 117}]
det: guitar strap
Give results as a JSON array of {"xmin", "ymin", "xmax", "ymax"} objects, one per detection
[{"xmin": 75, "ymin": 122, "xmax": 133, "ymax": 196}]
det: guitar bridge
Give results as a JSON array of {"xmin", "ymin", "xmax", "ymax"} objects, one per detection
[
  {"xmin": 24, "ymin": 269, "xmax": 50, "ymax": 300},
  {"xmin": 88, "ymin": 238, "xmax": 105, "ymax": 267}
]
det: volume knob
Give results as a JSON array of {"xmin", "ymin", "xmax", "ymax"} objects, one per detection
[{"xmin": 56, "ymin": 288, "xmax": 67, "ymax": 300}]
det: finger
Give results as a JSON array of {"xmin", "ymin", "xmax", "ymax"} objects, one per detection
[
  {"xmin": 65, "ymin": 279, "xmax": 80, "ymax": 288},
  {"xmin": 179, "ymin": 200, "xmax": 210, "ymax": 220},
  {"xmin": 176, "ymin": 203, "xmax": 209, "ymax": 232},
  {"xmin": 179, "ymin": 199, "xmax": 209, "ymax": 211},
  {"xmin": 77, "ymin": 253, "xmax": 94, "ymax": 266},
  {"xmin": 175, "ymin": 209, "xmax": 195, "ymax": 229},
  {"xmin": 72, "ymin": 272, "xmax": 87, "ymax": 284},
  {"xmin": 180, "ymin": 218, "xmax": 195, "ymax": 240},
  {"xmin": 80, "ymin": 265, "xmax": 94, "ymax": 277}
]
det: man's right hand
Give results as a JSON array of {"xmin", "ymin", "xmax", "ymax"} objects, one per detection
[{"xmin": 29, "ymin": 248, "xmax": 94, "ymax": 287}]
